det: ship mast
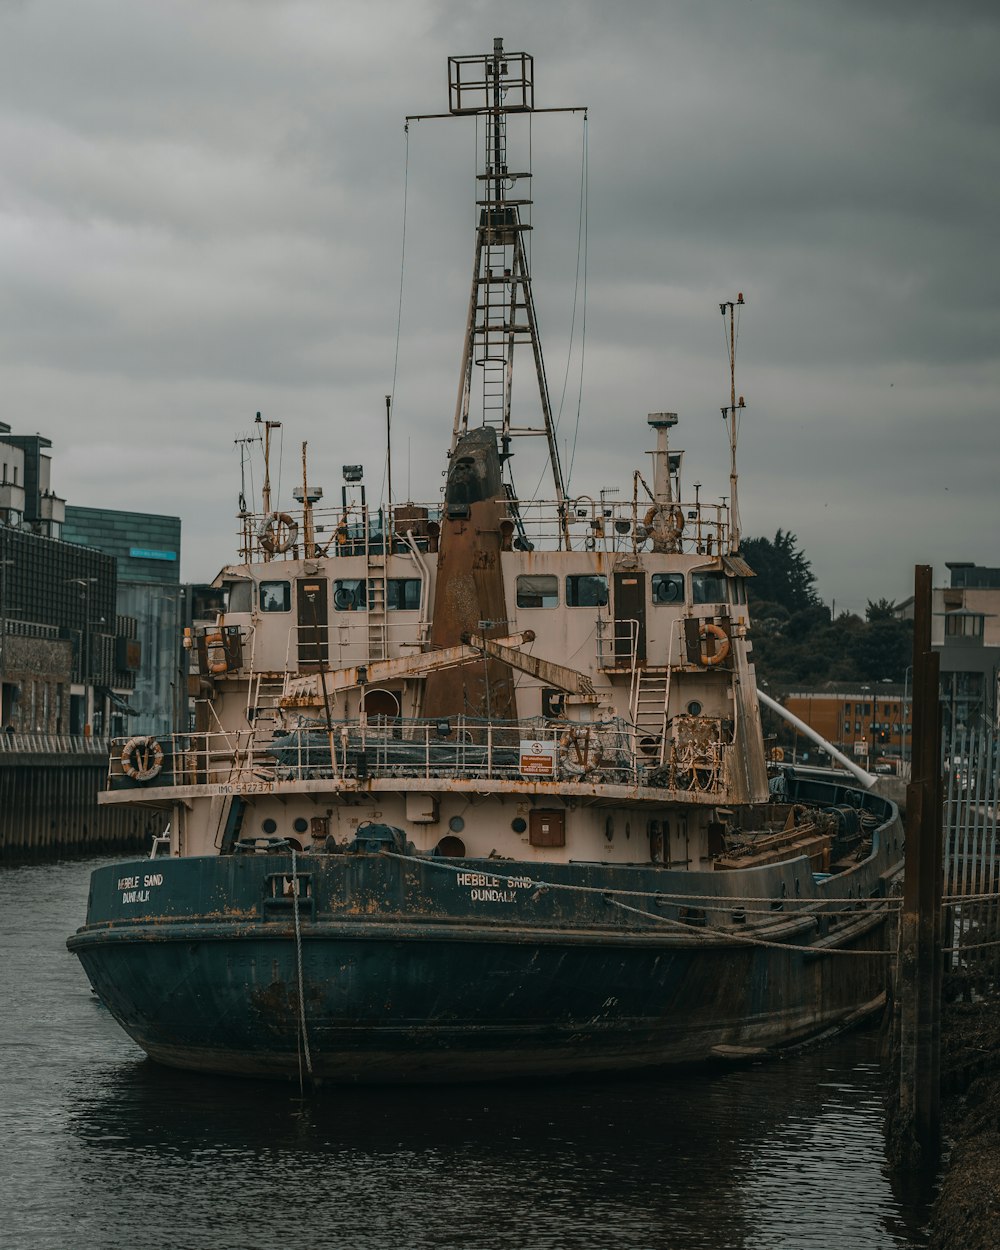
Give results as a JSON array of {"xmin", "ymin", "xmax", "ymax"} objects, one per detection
[
  {"xmin": 720, "ymin": 293, "xmax": 745, "ymax": 552},
  {"xmin": 409, "ymin": 39, "xmax": 584, "ymax": 540}
]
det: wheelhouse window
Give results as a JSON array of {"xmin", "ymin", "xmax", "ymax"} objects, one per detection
[
  {"xmin": 260, "ymin": 581, "xmax": 291, "ymax": 612},
  {"xmin": 517, "ymin": 574, "xmax": 558, "ymax": 609},
  {"xmin": 333, "ymin": 579, "xmax": 367, "ymax": 611},
  {"xmin": 566, "ymin": 575, "xmax": 608, "ymax": 607},
  {"xmin": 225, "ymin": 580, "xmax": 253, "ymax": 613},
  {"xmin": 651, "ymin": 573, "xmax": 684, "ymax": 605},
  {"xmin": 387, "ymin": 578, "xmax": 421, "ymax": 611},
  {"xmin": 691, "ymin": 571, "xmax": 728, "ymax": 604}
]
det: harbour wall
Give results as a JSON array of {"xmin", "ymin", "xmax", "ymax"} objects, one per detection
[{"xmin": 0, "ymin": 734, "xmax": 160, "ymax": 858}]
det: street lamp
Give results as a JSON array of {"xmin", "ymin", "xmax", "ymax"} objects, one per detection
[
  {"xmin": 0, "ymin": 556, "xmax": 13, "ymax": 727},
  {"xmin": 66, "ymin": 577, "xmax": 97, "ymax": 735},
  {"xmin": 902, "ymin": 664, "xmax": 913, "ymax": 770}
]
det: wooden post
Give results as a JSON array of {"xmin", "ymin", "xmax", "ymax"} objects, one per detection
[{"xmin": 898, "ymin": 564, "xmax": 943, "ymax": 1165}]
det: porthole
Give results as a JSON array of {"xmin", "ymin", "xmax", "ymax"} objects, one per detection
[
  {"xmin": 605, "ymin": 816, "xmax": 615, "ymax": 841},
  {"xmin": 686, "ymin": 700, "xmax": 703, "ymax": 716},
  {"xmin": 512, "ymin": 817, "xmax": 527, "ymax": 834},
  {"xmin": 435, "ymin": 835, "xmax": 466, "ymax": 858},
  {"xmin": 449, "ymin": 815, "xmax": 466, "ymax": 833},
  {"xmin": 262, "ymin": 818, "xmax": 278, "ymax": 835},
  {"xmin": 625, "ymin": 821, "xmax": 631, "ymax": 840},
  {"xmin": 293, "ymin": 817, "xmax": 309, "ymax": 835}
]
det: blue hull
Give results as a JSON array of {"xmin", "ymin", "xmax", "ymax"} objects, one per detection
[{"xmin": 68, "ymin": 799, "xmax": 902, "ymax": 1082}]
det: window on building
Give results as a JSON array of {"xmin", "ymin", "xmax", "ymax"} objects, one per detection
[
  {"xmin": 260, "ymin": 581, "xmax": 291, "ymax": 612},
  {"xmin": 945, "ymin": 613, "xmax": 984, "ymax": 638},
  {"xmin": 566, "ymin": 575, "xmax": 608, "ymax": 607},
  {"xmin": 386, "ymin": 579, "xmax": 421, "ymax": 611},
  {"xmin": 855, "ymin": 720, "xmax": 861, "ymax": 733},
  {"xmin": 844, "ymin": 720, "xmax": 851, "ymax": 733},
  {"xmin": 516, "ymin": 575, "xmax": 558, "ymax": 608},
  {"xmin": 333, "ymin": 580, "xmax": 367, "ymax": 611},
  {"xmin": 652, "ymin": 573, "xmax": 685, "ymax": 604},
  {"xmin": 691, "ymin": 571, "xmax": 728, "ymax": 604}
]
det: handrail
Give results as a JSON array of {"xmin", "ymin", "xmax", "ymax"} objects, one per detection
[
  {"xmin": 0, "ymin": 733, "xmax": 109, "ymax": 755},
  {"xmin": 102, "ymin": 714, "xmax": 737, "ymax": 797}
]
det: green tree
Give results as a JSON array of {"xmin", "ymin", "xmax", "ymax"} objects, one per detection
[
  {"xmin": 865, "ymin": 598, "xmax": 897, "ymax": 622},
  {"xmin": 741, "ymin": 530, "xmax": 819, "ymax": 614}
]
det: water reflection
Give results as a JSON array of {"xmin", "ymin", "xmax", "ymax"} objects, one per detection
[{"xmin": 3, "ymin": 856, "xmax": 929, "ymax": 1250}]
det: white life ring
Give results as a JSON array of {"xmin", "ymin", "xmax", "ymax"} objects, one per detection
[
  {"xmin": 257, "ymin": 511, "xmax": 299, "ymax": 555},
  {"xmin": 121, "ymin": 736, "xmax": 164, "ymax": 782}
]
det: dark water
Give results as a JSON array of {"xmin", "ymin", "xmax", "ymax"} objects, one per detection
[{"xmin": 1, "ymin": 857, "xmax": 932, "ymax": 1250}]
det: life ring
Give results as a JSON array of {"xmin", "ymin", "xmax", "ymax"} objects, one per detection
[
  {"xmin": 205, "ymin": 631, "xmax": 228, "ymax": 675},
  {"xmin": 559, "ymin": 726, "xmax": 603, "ymax": 774},
  {"xmin": 643, "ymin": 504, "xmax": 685, "ymax": 533},
  {"xmin": 698, "ymin": 622, "xmax": 731, "ymax": 666},
  {"xmin": 121, "ymin": 736, "xmax": 164, "ymax": 782},
  {"xmin": 257, "ymin": 511, "xmax": 298, "ymax": 555}
]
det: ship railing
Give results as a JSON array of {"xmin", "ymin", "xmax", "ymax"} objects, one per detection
[
  {"xmin": 105, "ymin": 716, "xmax": 734, "ymax": 795},
  {"xmin": 596, "ymin": 617, "xmax": 639, "ymax": 671},
  {"xmin": 239, "ymin": 495, "xmax": 734, "ymax": 561}
]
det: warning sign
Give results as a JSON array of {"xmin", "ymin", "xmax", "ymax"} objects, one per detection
[{"xmin": 520, "ymin": 740, "xmax": 556, "ymax": 776}]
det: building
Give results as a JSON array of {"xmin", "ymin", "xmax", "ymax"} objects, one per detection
[
  {"xmin": 63, "ymin": 507, "xmax": 186, "ymax": 738},
  {"xmin": 783, "ymin": 683, "xmax": 911, "ymax": 766},
  {"xmin": 896, "ymin": 562, "xmax": 1000, "ymax": 731},
  {"xmin": 0, "ymin": 425, "xmax": 138, "ymax": 737}
]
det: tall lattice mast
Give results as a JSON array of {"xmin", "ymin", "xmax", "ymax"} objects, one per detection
[{"xmin": 444, "ymin": 39, "xmax": 571, "ymax": 521}]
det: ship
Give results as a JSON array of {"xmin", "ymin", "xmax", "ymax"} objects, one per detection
[{"xmin": 68, "ymin": 40, "xmax": 903, "ymax": 1084}]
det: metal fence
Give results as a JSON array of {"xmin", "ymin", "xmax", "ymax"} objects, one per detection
[
  {"xmin": 943, "ymin": 721, "xmax": 1000, "ymax": 990},
  {"xmin": 104, "ymin": 715, "xmax": 736, "ymax": 795},
  {"xmin": 0, "ymin": 733, "xmax": 108, "ymax": 756}
]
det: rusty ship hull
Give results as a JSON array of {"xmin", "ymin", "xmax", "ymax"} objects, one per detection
[{"xmin": 68, "ymin": 773, "xmax": 901, "ymax": 1084}]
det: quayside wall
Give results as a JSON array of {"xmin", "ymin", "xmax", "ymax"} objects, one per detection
[{"xmin": 0, "ymin": 735, "xmax": 159, "ymax": 858}]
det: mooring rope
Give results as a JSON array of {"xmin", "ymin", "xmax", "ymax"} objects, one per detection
[
  {"xmin": 380, "ymin": 851, "xmax": 897, "ymax": 955},
  {"xmin": 381, "ymin": 850, "xmax": 898, "ymax": 913},
  {"xmin": 605, "ymin": 895, "xmax": 896, "ymax": 957},
  {"xmin": 290, "ymin": 847, "xmax": 314, "ymax": 1081}
]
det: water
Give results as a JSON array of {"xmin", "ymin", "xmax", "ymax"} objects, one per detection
[{"xmin": 1, "ymin": 856, "xmax": 931, "ymax": 1250}]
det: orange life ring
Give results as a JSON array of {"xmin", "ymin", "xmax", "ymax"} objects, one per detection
[
  {"xmin": 698, "ymin": 622, "xmax": 730, "ymax": 666},
  {"xmin": 643, "ymin": 504, "xmax": 685, "ymax": 533},
  {"xmin": 257, "ymin": 511, "xmax": 299, "ymax": 555},
  {"xmin": 205, "ymin": 631, "xmax": 228, "ymax": 675},
  {"xmin": 121, "ymin": 735, "xmax": 164, "ymax": 782}
]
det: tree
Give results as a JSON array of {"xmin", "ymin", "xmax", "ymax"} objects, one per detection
[
  {"xmin": 866, "ymin": 598, "xmax": 897, "ymax": 622},
  {"xmin": 741, "ymin": 530, "xmax": 819, "ymax": 614}
]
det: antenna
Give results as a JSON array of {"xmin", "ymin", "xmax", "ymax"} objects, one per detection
[{"xmin": 719, "ymin": 293, "xmax": 745, "ymax": 552}]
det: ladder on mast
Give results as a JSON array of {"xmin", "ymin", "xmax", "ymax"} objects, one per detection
[{"xmin": 409, "ymin": 39, "xmax": 584, "ymax": 544}]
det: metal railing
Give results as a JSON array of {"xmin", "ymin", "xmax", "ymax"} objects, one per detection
[
  {"xmin": 0, "ymin": 732, "xmax": 109, "ymax": 755},
  {"xmin": 238, "ymin": 495, "xmax": 734, "ymax": 563},
  {"xmin": 105, "ymin": 715, "xmax": 736, "ymax": 794}
]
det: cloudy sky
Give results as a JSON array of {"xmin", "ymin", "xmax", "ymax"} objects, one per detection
[{"xmin": 2, "ymin": 0, "xmax": 997, "ymax": 615}]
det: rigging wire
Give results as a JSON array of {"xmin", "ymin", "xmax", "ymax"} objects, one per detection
[
  {"xmin": 567, "ymin": 113, "xmax": 589, "ymax": 488},
  {"xmin": 380, "ymin": 120, "xmax": 411, "ymax": 508},
  {"xmin": 528, "ymin": 111, "xmax": 589, "ymax": 502}
]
